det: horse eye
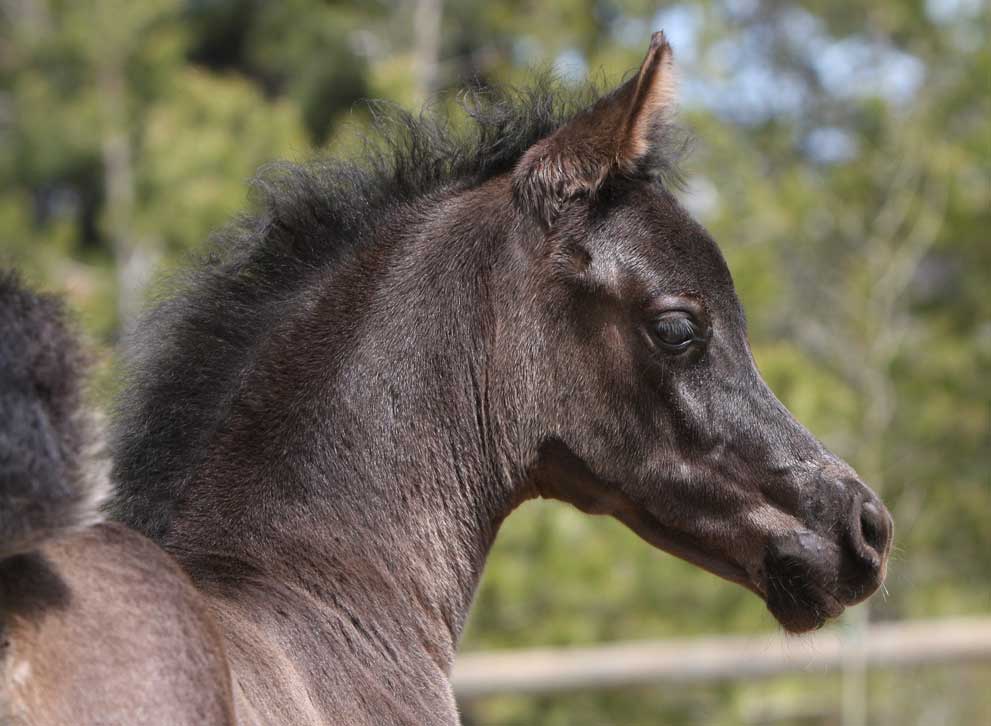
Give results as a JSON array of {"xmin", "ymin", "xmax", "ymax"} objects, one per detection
[{"xmin": 653, "ymin": 312, "xmax": 700, "ymax": 352}]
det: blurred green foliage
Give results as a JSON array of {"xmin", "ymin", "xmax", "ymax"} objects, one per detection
[{"xmin": 1, "ymin": 1, "xmax": 988, "ymax": 724}]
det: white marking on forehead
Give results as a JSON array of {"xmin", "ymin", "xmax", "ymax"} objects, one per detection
[
  {"xmin": 675, "ymin": 461, "xmax": 695, "ymax": 481},
  {"xmin": 590, "ymin": 249, "xmax": 625, "ymax": 290}
]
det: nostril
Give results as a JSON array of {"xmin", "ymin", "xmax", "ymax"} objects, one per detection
[
  {"xmin": 835, "ymin": 482, "xmax": 893, "ymax": 602},
  {"xmin": 859, "ymin": 500, "xmax": 889, "ymax": 555}
]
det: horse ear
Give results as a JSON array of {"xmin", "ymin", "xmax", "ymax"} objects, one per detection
[{"xmin": 512, "ymin": 32, "xmax": 676, "ymax": 227}]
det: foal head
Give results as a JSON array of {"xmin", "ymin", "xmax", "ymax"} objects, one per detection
[{"xmin": 498, "ymin": 33, "xmax": 892, "ymax": 633}]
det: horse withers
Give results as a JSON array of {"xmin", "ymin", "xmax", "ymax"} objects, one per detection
[{"xmin": 1, "ymin": 34, "xmax": 892, "ymax": 725}]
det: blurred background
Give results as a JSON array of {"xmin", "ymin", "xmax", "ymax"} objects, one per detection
[{"xmin": 1, "ymin": 1, "xmax": 988, "ymax": 724}]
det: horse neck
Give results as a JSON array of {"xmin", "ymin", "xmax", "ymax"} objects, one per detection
[{"xmin": 176, "ymin": 182, "xmax": 527, "ymax": 670}]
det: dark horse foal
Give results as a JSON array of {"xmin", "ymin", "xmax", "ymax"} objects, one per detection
[{"xmin": 1, "ymin": 35, "xmax": 892, "ymax": 725}]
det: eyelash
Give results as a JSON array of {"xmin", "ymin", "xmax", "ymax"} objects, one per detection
[{"xmin": 651, "ymin": 312, "xmax": 708, "ymax": 353}]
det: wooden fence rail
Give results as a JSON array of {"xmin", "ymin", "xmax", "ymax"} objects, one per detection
[{"xmin": 452, "ymin": 616, "xmax": 991, "ymax": 699}]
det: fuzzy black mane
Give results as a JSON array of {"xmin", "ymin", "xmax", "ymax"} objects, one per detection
[
  {"xmin": 108, "ymin": 79, "xmax": 686, "ymax": 540},
  {"xmin": 0, "ymin": 271, "xmax": 104, "ymax": 558}
]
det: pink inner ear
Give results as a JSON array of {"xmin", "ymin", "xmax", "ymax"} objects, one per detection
[{"xmin": 621, "ymin": 33, "xmax": 677, "ymax": 166}]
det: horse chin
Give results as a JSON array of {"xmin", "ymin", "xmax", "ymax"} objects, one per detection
[
  {"xmin": 760, "ymin": 551, "xmax": 848, "ymax": 634},
  {"xmin": 764, "ymin": 572, "xmax": 846, "ymax": 633},
  {"xmin": 612, "ymin": 495, "xmax": 855, "ymax": 632}
]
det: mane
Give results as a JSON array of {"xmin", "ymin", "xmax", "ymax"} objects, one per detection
[
  {"xmin": 0, "ymin": 271, "xmax": 107, "ymax": 558},
  {"xmin": 108, "ymin": 77, "xmax": 688, "ymax": 540}
]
